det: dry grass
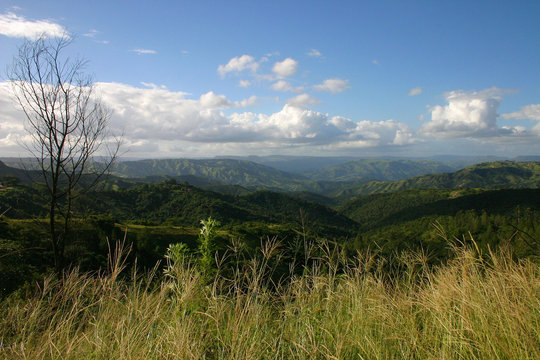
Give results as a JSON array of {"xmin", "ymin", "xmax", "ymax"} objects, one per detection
[{"xmin": 1, "ymin": 238, "xmax": 539, "ymax": 359}]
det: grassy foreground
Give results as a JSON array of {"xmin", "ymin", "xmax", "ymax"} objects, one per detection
[{"xmin": 1, "ymin": 239, "xmax": 539, "ymax": 359}]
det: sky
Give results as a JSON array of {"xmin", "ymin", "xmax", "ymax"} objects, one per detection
[{"xmin": 0, "ymin": 0, "xmax": 539, "ymax": 159}]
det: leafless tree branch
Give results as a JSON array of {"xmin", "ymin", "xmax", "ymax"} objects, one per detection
[{"xmin": 7, "ymin": 36, "xmax": 121, "ymax": 273}]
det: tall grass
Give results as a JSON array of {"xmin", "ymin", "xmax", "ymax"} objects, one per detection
[{"xmin": 1, "ymin": 237, "xmax": 539, "ymax": 359}]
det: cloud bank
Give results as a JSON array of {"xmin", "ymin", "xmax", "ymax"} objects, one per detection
[
  {"xmin": 0, "ymin": 81, "xmax": 416, "ymax": 156},
  {"xmin": 1, "ymin": 76, "xmax": 537, "ymax": 158}
]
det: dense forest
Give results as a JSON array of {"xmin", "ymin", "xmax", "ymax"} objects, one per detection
[{"xmin": 1, "ymin": 158, "xmax": 539, "ymax": 298}]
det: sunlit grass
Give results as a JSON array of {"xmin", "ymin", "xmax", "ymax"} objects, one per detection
[{"xmin": 1, "ymin": 237, "xmax": 539, "ymax": 359}]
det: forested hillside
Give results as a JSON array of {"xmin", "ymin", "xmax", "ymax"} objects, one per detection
[
  {"xmin": 1, "ymin": 159, "xmax": 539, "ymax": 299},
  {"xmin": 307, "ymin": 159, "xmax": 456, "ymax": 182},
  {"xmin": 110, "ymin": 158, "xmax": 309, "ymax": 189},
  {"xmin": 331, "ymin": 161, "xmax": 540, "ymax": 199}
]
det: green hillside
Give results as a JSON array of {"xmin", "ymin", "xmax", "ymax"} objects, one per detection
[
  {"xmin": 307, "ymin": 159, "xmax": 456, "ymax": 182},
  {"xmin": 340, "ymin": 187, "xmax": 540, "ymax": 260},
  {"xmin": 0, "ymin": 160, "xmax": 42, "ymax": 184},
  {"xmin": 333, "ymin": 161, "xmax": 540, "ymax": 198},
  {"xmin": 111, "ymin": 158, "xmax": 309, "ymax": 190},
  {"xmin": 225, "ymin": 155, "xmax": 357, "ymax": 174},
  {"xmin": 340, "ymin": 188, "xmax": 539, "ymax": 228},
  {"xmin": 76, "ymin": 181, "xmax": 358, "ymax": 235}
]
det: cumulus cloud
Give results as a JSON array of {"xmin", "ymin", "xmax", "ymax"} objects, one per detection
[
  {"xmin": 408, "ymin": 87, "xmax": 422, "ymax": 96},
  {"xmin": 0, "ymin": 12, "xmax": 69, "ymax": 39},
  {"xmin": 271, "ymin": 80, "xmax": 304, "ymax": 92},
  {"xmin": 0, "ymin": 81, "xmax": 417, "ymax": 156},
  {"xmin": 131, "ymin": 48, "xmax": 157, "ymax": 55},
  {"xmin": 286, "ymin": 93, "xmax": 321, "ymax": 107},
  {"xmin": 420, "ymin": 87, "xmax": 524, "ymax": 138},
  {"xmin": 329, "ymin": 117, "xmax": 416, "ymax": 146},
  {"xmin": 199, "ymin": 91, "xmax": 231, "ymax": 108},
  {"xmin": 313, "ymin": 78, "xmax": 350, "ymax": 93},
  {"xmin": 272, "ymin": 58, "xmax": 298, "ymax": 78},
  {"xmin": 218, "ymin": 55, "xmax": 259, "ymax": 77}
]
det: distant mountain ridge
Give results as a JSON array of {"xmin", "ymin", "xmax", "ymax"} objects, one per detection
[
  {"xmin": 3, "ymin": 158, "xmax": 540, "ymax": 201},
  {"xmin": 332, "ymin": 161, "xmax": 540, "ymax": 199},
  {"xmin": 306, "ymin": 159, "xmax": 457, "ymax": 182},
  {"xmin": 108, "ymin": 157, "xmax": 515, "ymax": 187},
  {"xmin": 110, "ymin": 158, "xmax": 309, "ymax": 190}
]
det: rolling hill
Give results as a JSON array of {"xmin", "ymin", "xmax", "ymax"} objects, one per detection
[
  {"xmin": 331, "ymin": 161, "xmax": 540, "ymax": 199},
  {"xmin": 306, "ymin": 159, "xmax": 457, "ymax": 182},
  {"xmin": 110, "ymin": 158, "xmax": 309, "ymax": 190}
]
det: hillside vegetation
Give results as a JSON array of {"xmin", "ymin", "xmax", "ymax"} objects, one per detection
[
  {"xmin": 307, "ymin": 158, "xmax": 456, "ymax": 181},
  {"xmin": 331, "ymin": 161, "xmax": 540, "ymax": 198},
  {"xmin": 110, "ymin": 158, "xmax": 309, "ymax": 190},
  {"xmin": 3, "ymin": 159, "xmax": 539, "ymax": 199}
]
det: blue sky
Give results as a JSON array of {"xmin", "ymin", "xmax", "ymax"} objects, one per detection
[{"xmin": 1, "ymin": 0, "xmax": 539, "ymax": 158}]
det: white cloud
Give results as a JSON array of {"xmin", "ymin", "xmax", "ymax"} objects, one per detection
[
  {"xmin": 286, "ymin": 93, "xmax": 321, "ymax": 107},
  {"xmin": 234, "ymin": 96, "xmax": 257, "ymax": 108},
  {"xmin": 501, "ymin": 104, "xmax": 540, "ymax": 135},
  {"xmin": 218, "ymin": 55, "xmax": 259, "ymax": 77},
  {"xmin": 307, "ymin": 49, "xmax": 322, "ymax": 57},
  {"xmin": 271, "ymin": 80, "xmax": 304, "ymax": 92},
  {"xmin": 253, "ymin": 105, "xmax": 334, "ymax": 141},
  {"xmin": 272, "ymin": 58, "xmax": 298, "ymax": 78},
  {"xmin": 502, "ymin": 104, "xmax": 540, "ymax": 121},
  {"xmin": 408, "ymin": 87, "xmax": 422, "ymax": 96},
  {"xmin": 0, "ymin": 12, "xmax": 69, "ymax": 39},
  {"xmin": 131, "ymin": 48, "xmax": 157, "ymax": 55},
  {"xmin": 238, "ymin": 80, "xmax": 251, "ymax": 88},
  {"xmin": 420, "ymin": 87, "xmax": 525, "ymax": 138},
  {"xmin": 313, "ymin": 78, "xmax": 350, "ymax": 93},
  {"xmin": 0, "ymin": 81, "xmax": 419, "ymax": 157},
  {"xmin": 0, "ymin": 82, "xmax": 37, "ymax": 155},
  {"xmin": 330, "ymin": 117, "xmax": 416, "ymax": 146},
  {"xmin": 199, "ymin": 91, "xmax": 231, "ymax": 108}
]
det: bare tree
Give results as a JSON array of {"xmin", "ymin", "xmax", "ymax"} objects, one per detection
[{"xmin": 8, "ymin": 36, "xmax": 120, "ymax": 273}]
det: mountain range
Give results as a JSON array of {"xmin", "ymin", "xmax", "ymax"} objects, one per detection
[{"xmin": 2, "ymin": 157, "xmax": 539, "ymax": 200}]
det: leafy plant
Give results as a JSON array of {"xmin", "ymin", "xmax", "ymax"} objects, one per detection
[{"xmin": 197, "ymin": 217, "xmax": 220, "ymax": 277}]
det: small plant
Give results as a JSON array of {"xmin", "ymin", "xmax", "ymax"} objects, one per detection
[
  {"xmin": 164, "ymin": 242, "xmax": 190, "ymax": 275},
  {"xmin": 197, "ymin": 217, "xmax": 220, "ymax": 277}
]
